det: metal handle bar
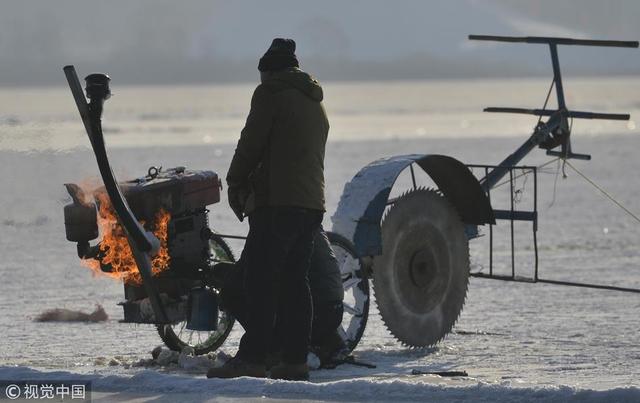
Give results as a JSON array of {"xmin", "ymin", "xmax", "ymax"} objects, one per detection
[
  {"xmin": 483, "ymin": 107, "xmax": 630, "ymax": 121},
  {"xmin": 546, "ymin": 150, "xmax": 591, "ymax": 160},
  {"xmin": 469, "ymin": 35, "xmax": 639, "ymax": 48}
]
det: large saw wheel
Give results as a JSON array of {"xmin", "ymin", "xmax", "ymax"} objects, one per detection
[{"xmin": 373, "ymin": 188, "xmax": 469, "ymax": 347}]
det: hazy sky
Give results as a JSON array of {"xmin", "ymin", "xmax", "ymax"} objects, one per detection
[{"xmin": 1, "ymin": 0, "xmax": 639, "ymax": 85}]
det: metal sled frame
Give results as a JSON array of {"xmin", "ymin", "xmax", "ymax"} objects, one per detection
[{"xmin": 466, "ymin": 163, "xmax": 640, "ymax": 294}]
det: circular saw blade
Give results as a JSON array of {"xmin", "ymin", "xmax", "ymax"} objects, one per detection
[{"xmin": 373, "ymin": 188, "xmax": 470, "ymax": 347}]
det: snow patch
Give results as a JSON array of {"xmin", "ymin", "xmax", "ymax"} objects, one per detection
[{"xmin": 1, "ymin": 366, "xmax": 638, "ymax": 402}]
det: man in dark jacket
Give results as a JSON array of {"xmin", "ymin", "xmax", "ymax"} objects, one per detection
[
  {"xmin": 212, "ymin": 226, "xmax": 346, "ymax": 368},
  {"xmin": 207, "ymin": 38, "xmax": 329, "ymax": 381}
]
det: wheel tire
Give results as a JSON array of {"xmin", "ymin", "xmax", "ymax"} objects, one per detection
[
  {"xmin": 372, "ymin": 188, "xmax": 469, "ymax": 347},
  {"xmin": 327, "ymin": 231, "xmax": 370, "ymax": 353},
  {"xmin": 156, "ymin": 233, "xmax": 236, "ymax": 355}
]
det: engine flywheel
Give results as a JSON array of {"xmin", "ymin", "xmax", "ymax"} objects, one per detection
[{"xmin": 372, "ymin": 188, "xmax": 469, "ymax": 347}]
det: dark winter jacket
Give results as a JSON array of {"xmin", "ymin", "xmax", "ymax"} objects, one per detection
[{"xmin": 227, "ymin": 68, "xmax": 329, "ymax": 213}]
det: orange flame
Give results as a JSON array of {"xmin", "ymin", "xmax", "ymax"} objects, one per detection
[{"xmin": 81, "ymin": 192, "xmax": 171, "ymax": 285}]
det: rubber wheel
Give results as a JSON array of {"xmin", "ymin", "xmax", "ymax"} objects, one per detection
[
  {"xmin": 327, "ymin": 231, "xmax": 370, "ymax": 353},
  {"xmin": 156, "ymin": 233, "xmax": 236, "ymax": 355},
  {"xmin": 372, "ymin": 188, "xmax": 469, "ymax": 347}
]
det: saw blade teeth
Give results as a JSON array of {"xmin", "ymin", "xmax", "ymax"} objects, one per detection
[
  {"xmin": 374, "ymin": 278, "xmax": 454, "ymax": 349},
  {"xmin": 381, "ymin": 188, "xmax": 441, "ymax": 224}
]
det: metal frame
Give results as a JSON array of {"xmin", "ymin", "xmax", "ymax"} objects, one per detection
[
  {"xmin": 468, "ymin": 164, "xmax": 538, "ymax": 281},
  {"xmin": 470, "ymin": 35, "xmax": 638, "ymax": 191},
  {"xmin": 460, "ymin": 35, "xmax": 640, "ymax": 293},
  {"xmin": 467, "ymin": 163, "xmax": 640, "ymax": 294}
]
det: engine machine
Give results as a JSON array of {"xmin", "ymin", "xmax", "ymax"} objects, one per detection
[
  {"xmin": 66, "ymin": 167, "xmax": 221, "ymax": 311},
  {"xmin": 63, "ymin": 68, "xmax": 235, "ymax": 354}
]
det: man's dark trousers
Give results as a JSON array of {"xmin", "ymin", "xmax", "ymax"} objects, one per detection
[{"xmin": 237, "ymin": 206, "xmax": 323, "ymax": 365}]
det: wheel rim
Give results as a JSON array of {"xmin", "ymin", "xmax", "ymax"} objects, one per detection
[
  {"xmin": 158, "ymin": 233, "xmax": 235, "ymax": 354},
  {"xmin": 161, "ymin": 309, "xmax": 233, "ymax": 353},
  {"xmin": 331, "ymin": 238, "xmax": 369, "ymax": 351}
]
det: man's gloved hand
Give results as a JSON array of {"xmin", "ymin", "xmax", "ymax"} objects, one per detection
[{"xmin": 228, "ymin": 185, "xmax": 248, "ymax": 222}]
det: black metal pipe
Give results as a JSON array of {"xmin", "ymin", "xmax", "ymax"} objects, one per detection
[
  {"xmin": 470, "ymin": 273, "xmax": 640, "ymax": 293},
  {"xmin": 535, "ymin": 278, "xmax": 640, "ymax": 294},
  {"xmin": 480, "ymin": 133, "xmax": 539, "ymax": 191},
  {"xmin": 483, "ymin": 108, "xmax": 630, "ymax": 121},
  {"xmin": 533, "ymin": 168, "xmax": 539, "ymax": 281},
  {"xmin": 486, "ymin": 166, "xmax": 493, "ymax": 276},
  {"xmin": 409, "ymin": 164, "xmax": 417, "ymax": 190},
  {"xmin": 509, "ymin": 170, "xmax": 515, "ymax": 278},
  {"xmin": 549, "ymin": 44, "xmax": 566, "ymax": 110},
  {"xmin": 468, "ymin": 35, "xmax": 639, "ymax": 48},
  {"xmin": 213, "ymin": 234, "xmax": 248, "ymax": 240}
]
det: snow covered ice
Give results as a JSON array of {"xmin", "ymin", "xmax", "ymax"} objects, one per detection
[{"xmin": 1, "ymin": 80, "xmax": 639, "ymax": 401}]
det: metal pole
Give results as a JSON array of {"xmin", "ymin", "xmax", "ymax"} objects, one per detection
[
  {"xmin": 510, "ymin": 169, "xmax": 515, "ymax": 279},
  {"xmin": 487, "ymin": 167, "xmax": 493, "ymax": 276},
  {"xmin": 480, "ymin": 132, "xmax": 542, "ymax": 192},
  {"xmin": 533, "ymin": 168, "xmax": 539, "ymax": 281},
  {"xmin": 214, "ymin": 233, "xmax": 248, "ymax": 240},
  {"xmin": 409, "ymin": 164, "xmax": 417, "ymax": 190},
  {"xmin": 549, "ymin": 44, "xmax": 566, "ymax": 109}
]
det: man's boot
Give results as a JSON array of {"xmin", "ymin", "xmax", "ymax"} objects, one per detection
[
  {"xmin": 206, "ymin": 356, "xmax": 266, "ymax": 379},
  {"xmin": 269, "ymin": 363, "xmax": 309, "ymax": 381},
  {"xmin": 265, "ymin": 351, "xmax": 283, "ymax": 371},
  {"xmin": 312, "ymin": 330, "xmax": 349, "ymax": 367}
]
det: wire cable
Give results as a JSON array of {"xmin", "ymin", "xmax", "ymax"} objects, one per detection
[
  {"xmin": 564, "ymin": 160, "xmax": 640, "ymax": 224},
  {"xmin": 492, "ymin": 158, "xmax": 560, "ymax": 190}
]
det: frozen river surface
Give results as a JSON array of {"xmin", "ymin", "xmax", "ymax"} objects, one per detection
[{"xmin": 1, "ymin": 80, "xmax": 639, "ymax": 401}]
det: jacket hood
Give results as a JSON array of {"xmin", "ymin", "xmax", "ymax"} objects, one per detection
[{"xmin": 263, "ymin": 68, "xmax": 324, "ymax": 102}]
